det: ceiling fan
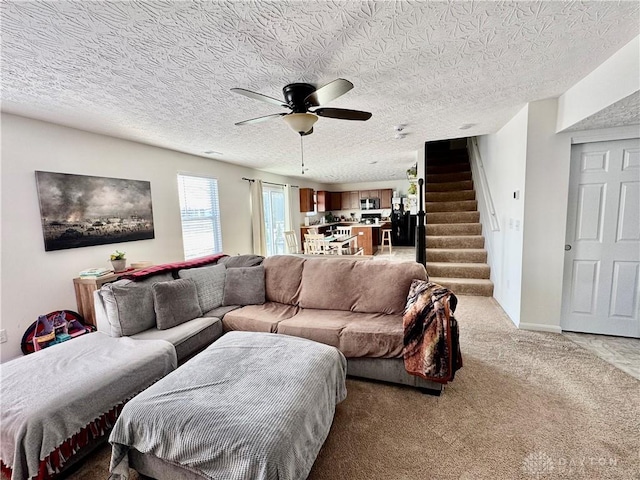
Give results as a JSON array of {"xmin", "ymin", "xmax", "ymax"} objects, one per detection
[{"xmin": 231, "ymin": 78, "xmax": 372, "ymax": 136}]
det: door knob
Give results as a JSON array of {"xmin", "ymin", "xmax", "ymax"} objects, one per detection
[{"xmin": 564, "ymin": 244, "xmax": 572, "ymax": 251}]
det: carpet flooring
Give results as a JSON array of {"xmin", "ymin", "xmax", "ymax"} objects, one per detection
[{"xmin": 66, "ymin": 296, "xmax": 639, "ymax": 479}]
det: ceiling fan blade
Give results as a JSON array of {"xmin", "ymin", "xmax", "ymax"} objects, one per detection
[
  {"xmin": 304, "ymin": 78, "xmax": 354, "ymax": 107},
  {"xmin": 234, "ymin": 113, "xmax": 286, "ymax": 126},
  {"xmin": 231, "ymin": 88, "xmax": 288, "ymax": 108},
  {"xmin": 313, "ymin": 108, "xmax": 372, "ymax": 121}
]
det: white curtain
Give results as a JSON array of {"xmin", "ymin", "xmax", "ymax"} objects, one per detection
[
  {"xmin": 284, "ymin": 184, "xmax": 297, "ymax": 231},
  {"xmin": 250, "ymin": 180, "xmax": 267, "ymax": 255},
  {"xmin": 284, "ymin": 184, "xmax": 299, "ymax": 248}
]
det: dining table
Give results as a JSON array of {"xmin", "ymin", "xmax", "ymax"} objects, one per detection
[{"xmin": 325, "ymin": 234, "xmax": 361, "ymax": 255}]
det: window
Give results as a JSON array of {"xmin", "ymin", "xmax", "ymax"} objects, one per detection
[
  {"xmin": 177, "ymin": 174, "xmax": 223, "ymax": 260},
  {"xmin": 262, "ymin": 184, "xmax": 286, "ymax": 256}
]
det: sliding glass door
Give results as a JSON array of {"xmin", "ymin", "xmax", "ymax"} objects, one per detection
[{"xmin": 263, "ymin": 184, "xmax": 286, "ymax": 256}]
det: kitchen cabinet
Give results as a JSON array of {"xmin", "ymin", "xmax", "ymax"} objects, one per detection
[
  {"xmin": 316, "ymin": 190, "xmax": 329, "ymax": 212},
  {"xmin": 330, "ymin": 192, "xmax": 342, "ymax": 210},
  {"xmin": 299, "ymin": 188, "xmax": 315, "ymax": 212},
  {"xmin": 351, "ymin": 226, "xmax": 381, "ymax": 255},
  {"xmin": 317, "ymin": 191, "xmax": 343, "ymax": 212},
  {"xmin": 342, "ymin": 191, "xmax": 359, "ymax": 210},
  {"xmin": 341, "ymin": 192, "xmax": 350, "ymax": 210},
  {"xmin": 349, "ymin": 191, "xmax": 359, "ymax": 209},
  {"xmin": 359, "ymin": 189, "xmax": 381, "ymax": 199},
  {"xmin": 380, "ymin": 189, "xmax": 392, "ymax": 209}
]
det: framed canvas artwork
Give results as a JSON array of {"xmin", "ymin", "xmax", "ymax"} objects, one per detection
[{"xmin": 35, "ymin": 171, "xmax": 155, "ymax": 251}]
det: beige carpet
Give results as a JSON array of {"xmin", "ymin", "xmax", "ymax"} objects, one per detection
[{"xmin": 66, "ymin": 296, "xmax": 639, "ymax": 479}]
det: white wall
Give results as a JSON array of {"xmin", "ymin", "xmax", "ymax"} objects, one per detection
[
  {"xmin": 557, "ymin": 35, "xmax": 640, "ymax": 132},
  {"xmin": 476, "ymin": 105, "xmax": 529, "ymax": 324},
  {"xmin": 477, "ymin": 100, "xmax": 572, "ymax": 332},
  {"xmin": 0, "ymin": 114, "xmax": 324, "ymax": 362},
  {"xmin": 520, "ymin": 100, "xmax": 571, "ymax": 332}
]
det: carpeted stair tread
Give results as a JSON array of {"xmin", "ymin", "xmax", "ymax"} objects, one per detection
[
  {"xmin": 425, "ymin": 154, "xmax": 469, "ymax": 165},
  {"xmin": 425, "ymin": 190, "xmax": 476, "ymax": 202},
  {"xmin": 426, "ymin": 200, "xmax": 477, "ymax": 212},
  {"xmin": 426, "ymin": 180, "xmax": 473, "ymax": 192},
  {"xmin": 428, "ymin": 277, "xmax": 494, "ymax": 296},
  {"xmin": 421, "ymin": 141, "xmax": 493, "ymax": 296},
  {"xmin": 427, "ymin": 223, "xmax": 482, "ymax": 235},
  {"xmin": 426, "ymin": 163, "xmax": 472, "ymax": 174},
  {"xmin": 426, "ymin": 235, "xmax": 485, "ymax": 249},
  {"xmin": 426, "ymin": 171, "xmax": 472, "ymax": 183},
  {"xmin": 426, "ymin": 262, "xmax": 491, "ymax": 279},
  {"xmin": 426, "ymin": 248, "xmax": 487, "ymax": 263},
  {"xmin": 426, "ymin": 211, "xmax": 480, "ymax": 223}
]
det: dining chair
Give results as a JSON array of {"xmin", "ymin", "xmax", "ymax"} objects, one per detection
[
  {"xmin": 304, "ymin": 233, "xmax": 335, "ymax": 255},
  {"xmin": 335, "ymin": 226, "xmax": 352, "ymax": 236},
  {"xmin": 284, "ymin": 230, "xmax": 301, "ymax": 254},
  {"xmin": 333, "ymin": 226, "xmax": 354, "ymax": 254}
]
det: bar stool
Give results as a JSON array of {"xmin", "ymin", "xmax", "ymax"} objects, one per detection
[{"xmin": 380, "ymin": 229, "xmax": 392, "ymax": 254}]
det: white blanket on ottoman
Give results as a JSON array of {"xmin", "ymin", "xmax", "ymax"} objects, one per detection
[
  {"xmin": 0, "ymin": 332, "xmax": 176, "ymax": 480},
  {"xmin": 109, "ymin": 331, "xmax": 347, "ymax": 480}
]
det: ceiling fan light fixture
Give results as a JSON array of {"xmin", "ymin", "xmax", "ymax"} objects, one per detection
[{"xmin": 283, "ymin": 113, "xmax": 318, "ymax": 134}]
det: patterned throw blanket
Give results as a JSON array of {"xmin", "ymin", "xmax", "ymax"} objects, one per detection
[{"xmin": 403, "ymin": 280, "xmax": 463, "ymax": 384}]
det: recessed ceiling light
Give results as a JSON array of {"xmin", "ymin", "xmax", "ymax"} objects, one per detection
[
  {"xmin": 369, "ymin": 161, "xmax": 378, "ymax": 164},
  {"xmin": 459, "ymin": 123, "xmax": 475, "ymax": 130},
  {"xmin": 204, "ymin": 150, "xmax": 222, "ymax": 155}
]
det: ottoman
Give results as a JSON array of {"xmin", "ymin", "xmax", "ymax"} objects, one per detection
[{"xmin": 109, "ymin": 331, "xmax": 347, "ymax": 480}]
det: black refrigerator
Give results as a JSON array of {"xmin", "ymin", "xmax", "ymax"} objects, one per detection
[{"xmin": 391, "ymin": 210, "xmax": 416, "ymax": 246}]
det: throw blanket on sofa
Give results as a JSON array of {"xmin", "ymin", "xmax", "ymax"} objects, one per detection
[
  {"xmin": 0, "ymin": 333, "xmax": 176, "ymax": 480},
  {"xmin": 403, "ymin": 280, "xmax": 462, "ymax": 384},
  {"xmin": 109, "ymin": 331, "xmax": 347, "ymax": 480},
  {"xmin": 120, "ymin": 253, "xmax": 228, "ymax": 281}
]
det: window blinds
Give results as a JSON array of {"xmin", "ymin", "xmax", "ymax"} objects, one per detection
[{"xmin": 177, "ymin": 174, "xmax": 223, "ymax": 260}]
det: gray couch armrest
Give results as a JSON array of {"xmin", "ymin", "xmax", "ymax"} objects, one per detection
[{"xmin": 93, "ymin": 289, "xmax": 114, "ymax": 336}]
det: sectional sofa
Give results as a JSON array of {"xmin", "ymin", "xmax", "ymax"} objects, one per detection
[{"xmin": 94, "ymin": 254, "xmax": 443, "ymax": 392}]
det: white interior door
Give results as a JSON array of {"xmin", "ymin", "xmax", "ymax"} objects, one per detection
[{"xmin": 562, "ymin": 138, "xmax": 640, "ymax": 337}]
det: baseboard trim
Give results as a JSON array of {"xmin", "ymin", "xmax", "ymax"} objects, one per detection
[{"xmin": 518, "ymin": 322, "xmax": 562, "ymax": 334}]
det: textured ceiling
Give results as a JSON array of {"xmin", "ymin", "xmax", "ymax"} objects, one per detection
[
  {"xmin": 565, "ymin": 91, "xmax": 640, "ymax": 132},
  {"xmin": 2, "ymin": 1, "xmax": 639, "ymax": 183}
]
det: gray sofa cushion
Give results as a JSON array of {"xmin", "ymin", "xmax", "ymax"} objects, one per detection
[
  {"xmin": 178, "ymin": 263, "xmax": 226, "ymax": 312},
  {"xmin": 220, "ymin": 254, "xmax": 264, "ymax": 268},
  {"xmin": 153, "ymin": 279, "xmax": 203, "ymax": 330},
  {"xmin": 99, "ymin": 273, "xmax": 173, "ymax": 336},
  {"xmin": 202, "ymin": 305, "xmax": 241, "ymax": 318},
  {"xmin": 223, "ymin": 266, "xmax": 265, "ymax": 306},
  {"xmin": 130, "ymin": 316, "xmax": 223, "ymax": 361}
]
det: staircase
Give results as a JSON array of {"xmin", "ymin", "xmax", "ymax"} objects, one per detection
[{"xmin": 424, "ymin": 141, "xmax": 494, "ymax": 296}]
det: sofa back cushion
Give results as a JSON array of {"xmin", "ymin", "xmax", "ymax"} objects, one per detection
[
  {"xmin": 99, "ymin": 272, "xmax": 174, "ymax": 336},
  {"xmin": 152, "ymin": 279, "xmax": 203, "ymax": 330},
  {"xmin": 220, "ymin": 254, "xmax": 264, "ymax": 268},
  {"xmin": 299, "ymin": 258, "xmax": 427, "ymax": 315},
  {"xmin": 263, "ymin": 255, "xmax": 305, "ymax": 305},
  {"xmin": 178, "ymin": 263, "xmax": 226, "ymax": 312},
  {"xmin": 223, "ymin": 266, "xmax": 266, "ymax": 306}
]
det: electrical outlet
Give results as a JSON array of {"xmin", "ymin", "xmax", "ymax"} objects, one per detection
[{"xmin": 0, "ymin": 329, "xmax": 7, "ymax": 344}]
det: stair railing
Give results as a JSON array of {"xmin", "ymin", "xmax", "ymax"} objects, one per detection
[
  {"xmin": 415, "ymin": 178, "xmax": 426, "ymax": 266},
  {"xmin": 468, "ymin": 137, "xmax": 500, "ymax": 232}
]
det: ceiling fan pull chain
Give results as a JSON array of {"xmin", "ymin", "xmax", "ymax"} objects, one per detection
[{"xmin": 300, "ymin": 134, "xmax": 305, "ymax": 174}]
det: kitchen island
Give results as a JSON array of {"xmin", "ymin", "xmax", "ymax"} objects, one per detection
[{"xmin": 300, "ymin": 222, "xmax": 390, "ymax": 256}]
